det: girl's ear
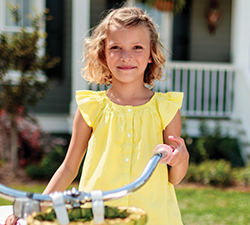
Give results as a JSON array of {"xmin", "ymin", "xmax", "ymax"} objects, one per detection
[{"xmin": 148, "ymin": 57, "xmax": 153, "ymax": 63}]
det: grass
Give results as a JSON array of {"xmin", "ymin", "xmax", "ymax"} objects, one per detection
[
  {"xmin": 176, "ymin": 186, "xmax": 250, "ymax": 225},
  {"xmin": 0, "ymin": 183, "xmax": 250, "ymax": 224}
]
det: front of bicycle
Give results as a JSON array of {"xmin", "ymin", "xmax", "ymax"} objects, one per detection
[{"xmin": 0, "ymin": 145, "xmax": 172, "ymax": 225}]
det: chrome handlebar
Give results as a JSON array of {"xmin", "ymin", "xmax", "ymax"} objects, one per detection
[{"xmin": 0, "ymin": 152, "xmax": 163, "ymax": 207}]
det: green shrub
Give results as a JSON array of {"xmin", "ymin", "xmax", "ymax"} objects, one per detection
[
  {"xmin": 184, "ymin": 163, "xmax": 197, "ymax": 183},
  {"xmin": 185, "ymin": 160, "xmax": 233, "ymax": 186},
  {"xmin": 233, "ymin": 163, "xmax": 250, "ymax": 186},
  {"xmin": 26, "ymin": 145, "xmax": 84, "ymax": 181},
  {"xmin": 183, "ymin": 120, "xmax": 245, "ymax": 167},
  {"xmin": 26, "ymin": 146, "xmax": 66, "ymax": 179}
]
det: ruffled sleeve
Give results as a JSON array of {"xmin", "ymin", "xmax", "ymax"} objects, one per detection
[
  {"xmin": 156, "ymin": 92, "xmax": 183, "ymax": 130},
  {"xmin": 75, "ymin": 90, "xmax": 105, "ymax": 127}
]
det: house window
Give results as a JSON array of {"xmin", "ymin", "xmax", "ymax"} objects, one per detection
[
  {"xmin": 6, "ymin": 0, "xmax": 33, "ymax": 27},
  {"xmin": 0, "ymin": 0, "xmax": 45, "ymax": 81},
  {"xmin": 2, "ymin": 0, "xmax": 44, "ymax": 32}
]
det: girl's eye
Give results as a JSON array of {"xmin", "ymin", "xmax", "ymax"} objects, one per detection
[
  {"xmin": 134, "ymin": 45, "xmax": 143, "ymax": 50},
  {"xmin": 110, "ymin": 46, "xmax": 120, "ymax": 50}
]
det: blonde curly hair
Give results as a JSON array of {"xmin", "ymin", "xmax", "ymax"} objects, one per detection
[{"xmin": 82, "ymin": 7, "xmax": 166, "ymax": 87}]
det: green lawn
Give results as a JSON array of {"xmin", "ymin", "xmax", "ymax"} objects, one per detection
[
  {"xmin": 0, "ymin": 184, "xmax": 249, "ymax": 224},
  {"xmin": 176, "ymin": 187, "xmax": 250, "ymax": 225}
]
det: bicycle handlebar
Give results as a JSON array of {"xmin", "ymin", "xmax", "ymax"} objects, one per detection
[{"xmin": 0, "ymin": 152, "xmax": 164, "ymax": 205}]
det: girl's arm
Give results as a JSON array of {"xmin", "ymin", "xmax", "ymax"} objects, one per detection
[
  {"xmin": 43, "ymin": 108, "xmax": 92, "ymax": 194},
  {"xmin": 163, "ymin": 110, "xmax": 189, "ymax": 185}
]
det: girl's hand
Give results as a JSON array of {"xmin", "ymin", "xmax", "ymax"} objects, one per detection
[
  {"xmin": 167, "ymin": 135, "xmax": 189, "ymax": 168},
  {"xmin": 165, "ymin": 135, "xmax": 189, "ymax": 185},
  {"xmin": 5, "ymin": 214, "xmax": 19, "ymax": 225}
]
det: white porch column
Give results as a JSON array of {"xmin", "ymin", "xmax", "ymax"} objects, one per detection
[
  {"xmin": 69, "ymin": 0, "xmax": 90, "ymax": 132},
  {"xmin": 160, "ymin": 12, "xmax": 173, "ymax": 62},
  {"xmin": 231, "ymin": 0, "xmax": 250, "ymax": 81},
  {"xmin": 231, "ymin": 0, "xmax": 250, "ymax": 160}
]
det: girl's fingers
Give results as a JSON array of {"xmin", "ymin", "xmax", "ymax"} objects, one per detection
[
  {"xmin": 167, "ymin": 136, "xmax": 188, "ymax": 164},
  {"xmin": 168, "ymin": 135, "xmax": 184, "ymax": 148},
  {"xmin": 5, "ymin": 214, "xmax": 19, "ymax": 225}
]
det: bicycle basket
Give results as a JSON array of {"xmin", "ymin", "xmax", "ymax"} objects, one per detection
[{"xmin": 26, "ymin": 205, "xmax": 148, "ymax": 225}]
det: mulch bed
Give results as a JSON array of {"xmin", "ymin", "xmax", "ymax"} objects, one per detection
[{"xmin": 0, "ymin": 163, "xmax": 40, "ymax": 186}]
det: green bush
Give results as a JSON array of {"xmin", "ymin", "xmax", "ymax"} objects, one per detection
[
  {"xmin": 185, "ymin": 160, "xmax": 233, "ymax": 186},
  {"xmin": 233, "ymin": 163, "xmax": 250, "ymax": 186},
  {"xmin": 26, "ymin": 146, "xmax": 66, "ymax": 179},
  {"xmin": 26, "ymin": 145, "xmax": 84, "ymax": 181},
  {"xmin": 183, "ymin": 120, "xmax": 245, "ymax": 167}
]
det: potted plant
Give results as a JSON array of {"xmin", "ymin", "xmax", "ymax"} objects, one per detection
[{"xmin": 137, "ymin": 0, "xmax": 186, "ymax": 14}]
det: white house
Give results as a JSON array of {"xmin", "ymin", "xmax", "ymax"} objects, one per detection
[{"xmin": 1, "ymin": 0, "xmax": 250, "ymax": 162}]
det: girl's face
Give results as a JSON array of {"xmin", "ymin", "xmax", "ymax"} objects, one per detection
[{"xmin": 105, "ymin": 25, "xmax": 152, "ymax": 86}]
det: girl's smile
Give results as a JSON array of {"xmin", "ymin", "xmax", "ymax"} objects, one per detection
[
  {"xmin": 105, "ymin": 25, "xmax": 152, "ymax": 85},
  {"xmin": 117, "ymin": 65, "xmax": 136, "ymax": 70}
]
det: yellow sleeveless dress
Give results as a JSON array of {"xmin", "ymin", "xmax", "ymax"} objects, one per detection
[{"xmin": 76, "ymin": 90, "xmax": 184, "ymax": 225}]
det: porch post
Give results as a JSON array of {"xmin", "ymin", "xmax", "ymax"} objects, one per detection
[
  {"xmin": 231, "ymin": 0, "xmax": 250, "ymax": 79},
  {"xmin": 231, "ymin": 0, "xmax": 250, "ymax": 161},
  {"xmin": 69, "ymin": 0, "xmax": 90, "ymax": 132},
  {"xmin": 160, "ymin": 12, "xmax": 173, "ymax": 62}
]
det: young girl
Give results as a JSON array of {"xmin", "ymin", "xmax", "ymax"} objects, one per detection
[{"xmin": 6, "ymin": 6, "xmax": 189, "ymax": 225}]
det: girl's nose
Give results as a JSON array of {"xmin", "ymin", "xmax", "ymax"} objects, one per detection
[{"xmin": 120, "ymin": 50, "xmax": 132, "ymax": 62}]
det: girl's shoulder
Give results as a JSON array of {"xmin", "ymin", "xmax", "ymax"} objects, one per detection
[
  {"xmin": 154, "ymin": 91, "xmax": 183, "ymax": 109},
  {"xmin": 76, "ymin": 90, "xmax": 107, "ymax": 102},
  {"xmin": 153, "ymin": 92, "xmax": 183, "ymax": 130},
  {"xmin": 75, "ymin": 90, "xmax": 107, "ymax": 127}
]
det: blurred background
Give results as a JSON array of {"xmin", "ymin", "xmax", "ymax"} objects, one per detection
[
  {"xmin": 0, "ymin": 0, "xmax": 250, "ymax": 179},
  {"xmin": 1, "ymin": 1, "xmax": 250, "ymax": 224}
]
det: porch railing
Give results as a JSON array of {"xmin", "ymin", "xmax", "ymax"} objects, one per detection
[
  {"xmin": 88, "ymin": 62, "xmax": 235, "ymax": 118},
  {"xmin": 153, "ymin": 62, "xmax": 235, "ymax": 118}
]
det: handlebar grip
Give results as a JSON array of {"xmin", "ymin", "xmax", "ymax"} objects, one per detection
[
  {"xmin": 157, "ymin": 149, "xmax": 168, "ymax": 158},
  {"xmin": 153, "ymin": 144, "xmax": 174, "ymax": 164}
]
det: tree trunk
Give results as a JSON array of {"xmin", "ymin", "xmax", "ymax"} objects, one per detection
[
  {"xmin": 10, "ymin": 114, "xmax": 18, "ymax": 170},
  {"xmin": 0, "ymin": 125, "xmax": 3, "ymax": 160},
  {"xmin": 0, "ymin": 113, "xmax": 11, "ymax": 162}
]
